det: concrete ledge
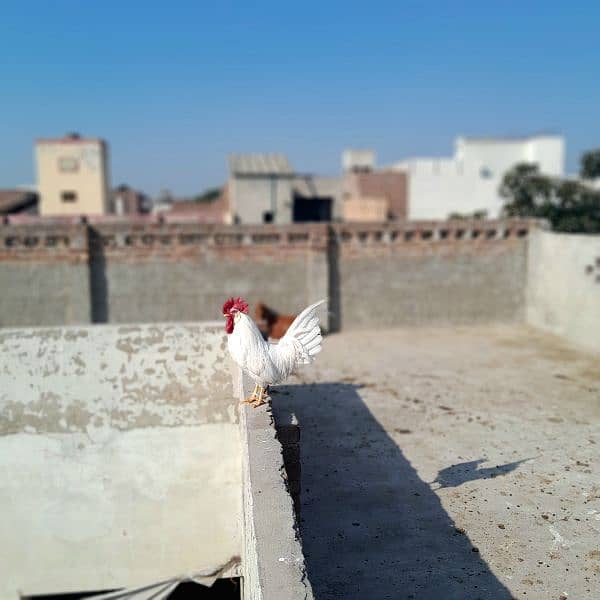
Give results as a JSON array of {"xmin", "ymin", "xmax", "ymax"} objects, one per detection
[{"xmin": 238, "ymin": 375, "xmax": 313, "ymax": 600}]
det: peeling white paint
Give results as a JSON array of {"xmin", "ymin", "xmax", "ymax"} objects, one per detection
[
  {"xmin": 0, "ymin": 323, "xmax": 242, "ymax": 597},
  {"xmin": 0, "ymin": 323, "xmax": 236, "ymax": 434}
]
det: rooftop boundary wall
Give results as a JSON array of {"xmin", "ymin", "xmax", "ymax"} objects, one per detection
[
  {"xmin": 0, "ymin": 320, "xmax": 313, "ymax": 598},
  {"xmin": 331, "ymin": 219, "xmax": 539, "ymax": 329},
  {"xmin": 237, "ymin": 373, "xmax": 314, "ymax": 600},
  {"xmin": 0, "ymin": 216, "xmax": 544, "ymax": 330},
  {"xmin": 0, "ymin": 322, "xmax": 241, "ymax": 597},
  {"xmin": 0, "ymin": 221, "xmax": 90, "ymax": 326},
  {"xmin": 527, "ymin": 229, "xmax": 600, "ymax": 353}
]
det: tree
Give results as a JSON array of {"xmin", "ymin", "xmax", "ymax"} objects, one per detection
[
  {"xmin": 499, "ymin": 163, "xmax": 554, "ymax": 217},
  {"xmin": 550, "ymin": 180, "xmax": 600, "ymax": 233},
  {"xmin": 499, "ymin": 162, "xmax": 600, "ymax": 233},
  {"xmin": 580, "ymin": 149, "xmax": 600, "ymax": 180}
]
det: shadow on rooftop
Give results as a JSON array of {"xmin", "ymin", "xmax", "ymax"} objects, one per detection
[
  {"xmin": 273, "ymin": 383, "xmax": 513, "ymax": 600},
  {"xmin": 431, "ymin": 458, "xmax": 530, "ymax": 490}
]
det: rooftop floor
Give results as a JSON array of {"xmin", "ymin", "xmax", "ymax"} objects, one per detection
[{"xmin": 274, "ymin": 325, "xmax": 599, "ymax": 600}]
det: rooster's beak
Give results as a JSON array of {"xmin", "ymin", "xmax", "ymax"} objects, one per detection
[{"xmin": 223, "ymin": 313, "xmax": 229, "ymax": 318}]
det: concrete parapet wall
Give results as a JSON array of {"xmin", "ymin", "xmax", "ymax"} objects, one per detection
[
  {"xmin": 0, "ymin": 222, "xmax": 90, "ymax": 326},
  {"xmin": 90, "ymin": 222, "xmax": 329, "ymax": 325},
  {"xmin": 527, "ymin": 230, "xmax": 600, "ymax": 353},
  {"xmin": 330, "ymin": 219, "xmax": 538, "ymax": 329},
  {"xmin": 0, "ymin": 323, "xmax": 241, "ymax": 597},
  {"xmin": 0, "ymin": 322, "xmax": 235, "ymax": 433},
  {"xmin": 0, "ymin": 217, "xmax": 542, "ymax": 330},
  {"xmin": 238, "ymin": 373, "xmax": 313, "ymax": 600}
]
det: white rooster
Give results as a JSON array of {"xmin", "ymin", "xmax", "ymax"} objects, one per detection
[{"xmin": 222, "ymin": 297, "xmax": 325, "ymax": 407}]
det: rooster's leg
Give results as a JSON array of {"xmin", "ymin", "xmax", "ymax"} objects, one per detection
[
  {"xmin": 241, "ymin": 383, "xmax": 259, "ymax": 404},
  {"xmin": 252, "ymin": 386, "xmax": 267, "ymax": 407}
]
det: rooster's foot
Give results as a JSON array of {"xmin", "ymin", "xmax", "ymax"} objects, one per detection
[
  {"xmin": 250, "ymin": 386, "xmax": 269, "ymax": 407},
  {"xmin": 241, "ymin": 383, "xmax": 259, "ymax": 404}
]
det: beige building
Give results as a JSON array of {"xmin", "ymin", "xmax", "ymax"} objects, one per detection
[
  {"xmin": 36, "ymin": 133, "xmax": 110, "ymax": 216},
  {"xmin": 343, "ymin": 195, "xmax": 389, "ymax": 222}
]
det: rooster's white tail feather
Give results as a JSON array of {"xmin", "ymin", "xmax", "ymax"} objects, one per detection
[
  {"xmin": 267, "ymin": 300, "xmax": 326, "ymax": 378},
  {"xmin": 283, "ymin": 299, "xmax": 326, "ymax": 364}
]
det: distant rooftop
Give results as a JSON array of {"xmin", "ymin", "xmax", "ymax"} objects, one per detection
[
  {"xmin": 36, "ymin": 132, "xmax": 106, "ymax": 145},
  {"xmin": 292, "ymin": 175, "xmax": 340, "ymax": 198},
  {"xmin": 342, "ymin": 149, "xmax": 376, "ymax": 172},
  {"xmin": 459, "ymin": 133, "xmax": 562, "ymax": 143},
  {"xmin": 229, "ymin": 153, "xmax": 294, "ymax": 176},
  {"xmin": 0, "ymin": 189, "xmax": 38, "ymax": 214}
]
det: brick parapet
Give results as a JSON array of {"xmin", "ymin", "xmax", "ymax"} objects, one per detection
[
  {"xmin": 330, "ymin": 219, "xmax": 546, "ymax": 259},
  {"xmin": 330, "ymin": 218, "xmax": 545, "ymax": 243},
  {"xmin": 0, "ymin": 218, "xmax": 546, "ymax": 263},
  {"xmin": 0, "ymin": 221, "xmax": 89, "ymax": 264}
]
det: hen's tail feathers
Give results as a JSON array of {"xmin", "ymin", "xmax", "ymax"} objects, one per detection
[{"xmin": 282, "ymin": 299, "xmax": 326, "ymax": 365}]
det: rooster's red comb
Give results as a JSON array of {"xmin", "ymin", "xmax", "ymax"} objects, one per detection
[{"xmin": 222, "ymin": 297, "xmax": 249, "ymax": 314}]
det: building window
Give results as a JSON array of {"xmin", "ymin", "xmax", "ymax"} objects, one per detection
[
  {"xmin": 480, "ymin": 166, "xmax": 493, "ymax": 179},
  {"xmin": 263, "ymin": 211, "xmax": 274, "ymax": 223},
  {"xmin": 61, "ymin": 191, "xmax": 78, "ymax": 203},
  {"xmin": 58, "ymin": 157, "xmax": 79, "ymax": 172}
]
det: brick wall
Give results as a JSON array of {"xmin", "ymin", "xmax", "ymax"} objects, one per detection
[
  {"xmin": 0, "ymin": 216, "xmax": 543, "ymax": 329},
  {"xmin": 89, "ymin": 221, "xmax": 329, "ymax": 324}
]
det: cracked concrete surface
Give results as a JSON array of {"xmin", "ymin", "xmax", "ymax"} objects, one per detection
[{"xmin": 274, "ymin": 325, "xmax": 599, "ymax": 599}]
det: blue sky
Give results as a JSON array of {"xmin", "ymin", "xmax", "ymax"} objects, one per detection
[{"xmin": 1, "ymin": 1, "xmax": 599, "ymax": 196}]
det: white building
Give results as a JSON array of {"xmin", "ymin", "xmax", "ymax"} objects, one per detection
[
  {"xmin": 391, "ymin": 135, "xmax": 565, "ymax": 220},
  {"xmin": 342, "ymin": 149, "xmax": 376, "ymax": 172}
]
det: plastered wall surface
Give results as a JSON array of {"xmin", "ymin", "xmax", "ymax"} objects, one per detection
[
  {"xmin": 238, "ymin": 374, "xmax": 314, "ymax": 600},
  {"xmin": 0, "ymin": 323, "xmax": 241, "ymax": 597},
  {"xmin": 337, "ymin": 233, "xmax": 527, "ymax": 329},
  {"xmin": 527, "ymin": 230, "xmax": 600, "ymax": 353},
  {"xmin": 0, "ymin": 222, "xmax": 90, "ymax": 326},
  {"xmin": 36, "ymin": 139, "xmax": 109, "ymax": 216}
]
